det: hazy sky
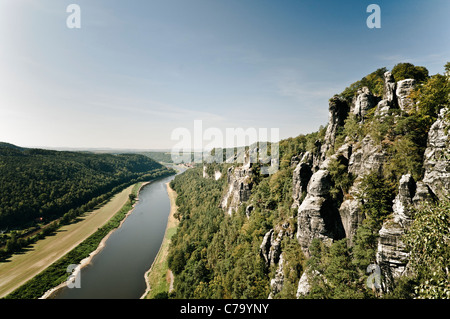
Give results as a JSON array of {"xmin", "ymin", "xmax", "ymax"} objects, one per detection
[{"xmin": 1, "ymin": 0, "xmax": 449, "ymax": 150}]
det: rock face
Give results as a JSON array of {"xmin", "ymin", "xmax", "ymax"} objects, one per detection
[
  {"xmin": 203, "ymin": 165, "xmax": 222, "ymax": 180},
  {"xmin": 376, "ymin": 110, "xmax": 449, "ymax": 291},
  {"xmin": 376, "ymin": 174, "xmax": 416, "ymax": 291},
  {"xmin": 320, "ymin": 96, "xmax": 349, "ymax": 162},
  {"xmin": 338, "ymin": 192, "xmax": 364, "ymax": 244},
  {"xmin": 383, "ymin": 71, "xmax": 397, "ymax": 104},
  {"xmin": 263, "ymin": 222, "xmax": 295, "ymax": 298},
  {"xmin": 260, "ymin": 222, "xmax": 294, "ymax": 268},
  {"xmin": 296, "ymin": 269, "xmax": 323, "ymax": 298},
  {"xmin": 268, "ymin": 254, "xmax": 284, "ymax": 299},
  {"xmin": 422, "ymin": 108, "xmax": 450, "ymax": 200},
  {"xmin": 260, "ymin": 229, "xmax": 283, "ymax": 268},
  {"xmin": 392, "ymin": 174, "xmax": 416, "ymax": 225},
  {"xmin": 220, "ymin": 163, "xmax": 253, "ymax": 216},
  {"xmin": 353, "ymin": 87, "xmax": 378, "ymax": 120},
  {"xmin": 348, "ymin": 135, "xmax": 386, "ymax": 177},
  {"xmin": 296, "ymin": 270, "xmax": 311, "ymax": 298},
  {"xmin": 296, "ymin": 170, "xmax": 345, "ymax": 257},
  {"xmin": 290, "ymin": 70, "xmax": 449, "ymax": 296},
  {"xmin": 292, "ymin": 152, "xmax": 313, "ymax": 208},
  {"xmin": 396, "ymin": 79, "xmax": 416, "ymax": 111}
]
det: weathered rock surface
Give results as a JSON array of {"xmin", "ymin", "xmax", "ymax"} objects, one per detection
[
  {"xmin": 392, "ymin": 174, "xmax": 415, "ymax": 225},
  {"xmin": 396, "ymin": 79, "xmax": 416, "ymax": 111},
  {"xmin": 296, "ymin": 269, "xmax": 325, "ymax": 298},
  {"xmin": 292, "ymin": 152, "xmax": 313, "ymax": 208},
  {"xmin": 376, "ymin": 174, "xmax": 417, "ymax": 291},
  {"xmin": 260, "ymin": 229, "xmax": 283, "ymax": 268},
  {"xmin": 297, "ymin": 169, "xmax": 345, "ymax": 257},
  {"xmin": 268, "ymin": 254, "xmax": 284, "ymax": 299},
  {"xmin": 296, "ymin": 269, "xmax": 312, "ymax": 298},
  {"xmin": 422, "ymin": 108, "xmax": 450, "ymax": 200},
  {"xmin": 220, "ymin": 163, "xmax": 253, "ymax": 216},
  {"xmin": 320, "ymin": 96, "xmax": 349, "ymax": 163},
  {"xmin": 245, "ymin": 203, "xmax": 254, "ymax": 219},
  {"xmin": 348, "ymin": 135, "xmax": 386, "ymax": 177},
  {"xmin": 339, "ymin": 194, "xmax": 364, "ymax": 244},
  {"xmin": 374, "ymin": 99, "xmax": 391, "ymax": 118},
  {"xmin": 353, "ymin": 87, "xmax": 378, "ymax": 121},
  {"xmin": 383, "ymin": 71, "xmax": 397, "ymax": 104}
]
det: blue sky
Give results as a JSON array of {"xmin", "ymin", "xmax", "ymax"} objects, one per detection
[{"xmin": 0, "ymin": 0, "xmax": 449, "ymax": 149}]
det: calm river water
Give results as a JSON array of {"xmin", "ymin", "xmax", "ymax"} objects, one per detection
[{"xmin": 53, "ymin": 172, "xmax": 179, "ymax": 299}]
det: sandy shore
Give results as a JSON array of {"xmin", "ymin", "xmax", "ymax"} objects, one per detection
[
  {"xmin": 39, "ymin": 182, "xmax": 150, "ymax": 299},
  {"xmin": 140, "ymin": 182, "xmax": 179, "ymax": 299},
  {"xmin": 0, "ymin": 183, "xmax": 145, "ymax": 298}
]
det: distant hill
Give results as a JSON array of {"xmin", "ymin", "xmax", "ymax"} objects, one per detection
[
  {"xmin": 0, "ymin": 142, "xmax": 25, "ymax": 151},
  {"xmin": 0, "ymin": 143, "xmax": 175, "ymax": 229}
]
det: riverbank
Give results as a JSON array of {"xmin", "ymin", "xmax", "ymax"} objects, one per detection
[
  {"xmin": 40, "ymin": 182, "xmax": 150, "ymax": 299},
  {"xmin": 141, "ymin": 182, "xmax": 179, "ymax": 299},
  {"xmin": 0, "ymin": 182, "xmax": 147, "ymax": 299}
]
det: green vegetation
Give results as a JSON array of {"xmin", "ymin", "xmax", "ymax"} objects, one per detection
[
  {"xmin": 141, "ymin": 151, "xmax": 174, "ymax": 163},
  {"xmin": 163, "ymin": 62, "xmax": 449, "ymax": 300},
  {"xmin": 4, "ymin": 183, "xmax": 143, "ymax": 299},
  {"xmin": 165, "ymin": 130, "xmax": 323, "ymax": 298},
  {"xmin": 338, "ymin": 67, "xmax": 387, "ymax": 102},
  {"xmin": 167, "ymin": 167, "xmax": 271, "ymax": 298},
  {"xmin": 302, "ymin": 171, "xmax": 396, "ymax": 299},
  {"xmin": 167, "ymin": 167, "xmax": 272, "ymax": 298},
  {"xmin": 304, "ymin": 238, "xmax": 373, "ymax": 299},
  {"xmin": 391, "ymin": 62, "xmax": 429, "ymax": 83},
  {"xmin": 403, "ymin": 199, "xmax": 450, "ymax": 299},
  {"xmin": 303, "ymin": 62, "xmax": 449, "ymax": 298},
  {"xmin": 0, "ymin": 144, "xmax": 175, "ymax": 259}
]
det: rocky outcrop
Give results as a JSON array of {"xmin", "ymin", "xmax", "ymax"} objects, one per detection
[
  {"xmin": 422, "ymin": 108, "xmax": 450, "ymax": 200},
  {"xmin": 375, "ymin": 109, "xmax": 449, "ymax": 291},
  {"xmin": 348, "ymin": 135, "xmax": 386, "ymax": 177},
  {"xmin": 376, "ymin": 174, "xmax": 418, "ymax": 291},
  {"xmin": 396, "ymin": 79, "xmax": 416, "ymax": 111},
  {"xmin": 292, "ymin": 152, "xmax": 313, "ymax": 208},
  {"xmin": 383, "ymin": 71, "xmax": 397, "ymax": 104},
  {"xmin": 260, "ymin": 223, "xmax": 293, "ymax": 268},
  {"xmin": 220, "ymin": 163, "xmax": 253, "ymax": 216},
  {"xmin": 245, "ymin": 204, "xmax": 254, "ymax": 219},
  {"xmin": 260, "ymin": 229, "xmax": 283, "ymax": 268},
  {"xmin": 296, "ymin": 270, "xmax": 311, "ymax": 298},
  {"xmin": 392, "ymin": 174, "xmax": 416, "ymax": 225},
  {"xmin": 338, "ymin": 190, "xmax": 364, "ymax": 244},
  {"xmin": 335, "ymin": 135, "xmax": 386, "ymax": 244},
  {"xmin": 268, "ymin": 254, "xmax": 284, "ymax": 299},
  {"xmin": 291, "ymin": 69, "xmax": 449, "ymax": 296},
  {"xmin": 296, "ymin": 269, "xmax": 323, "ymax": 298},
  {"xmin": 297, "ymin": 170, "xmax": 345, "ymax": 257},
  {"xmin": 263, "ymin": 222, "xmax": 296, "ymax": 298},
  {"xmin": 320, "ymin": 96, "xmax": 349, "ymax": 162},
  {"xmin": 203, "ymin": 164, "xmax": 223, "ymax": 180},
  {"xmin": 353, "ymin": 87, "xmax": 378, "ymax": 121},
  {"xmin": 374, "ymin": 99, "xmax": 391, "ymax": 118}
]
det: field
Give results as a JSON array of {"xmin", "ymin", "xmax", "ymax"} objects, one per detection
[{"xmin": 0, "ymin": 184, "xmax": 136, "ymax": 298}]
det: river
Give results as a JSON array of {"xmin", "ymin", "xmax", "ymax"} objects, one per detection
[{"xmin": 52, "ymin": 170, "xmax": 181, "ymax": 299}]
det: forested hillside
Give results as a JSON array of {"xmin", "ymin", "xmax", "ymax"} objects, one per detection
[
  {"xmin": 166, "ymin": 62, "xmax": 450, "ymax": 299},
  {"xmin": 0, "ymin": 143, "xmax": 174, "ymax": 230}
]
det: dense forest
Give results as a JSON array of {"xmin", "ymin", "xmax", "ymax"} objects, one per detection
[
  {"xmin": 0, "ymin": 143, "xmax": 174, "ymax": 256},
  {"xmin": 166, "ymin": 62, "xmax": 450, "ymax": 299}
]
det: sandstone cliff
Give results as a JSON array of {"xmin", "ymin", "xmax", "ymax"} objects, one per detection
[{"xmin": 209, "ymin": 67, "xmax": 449, "ymax": 298}]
